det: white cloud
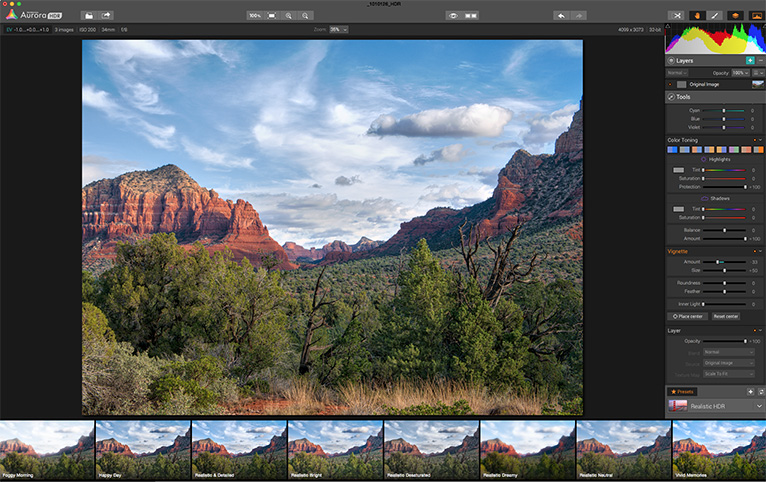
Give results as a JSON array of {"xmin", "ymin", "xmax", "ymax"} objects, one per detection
[
  {"xmin": 181, "ymin": 138, "xmax": 253, "ymax": 169},
  {"xmin": 367, "ymin": 104, "xmax": 513, "ymax": 138},
  {"xmin": 82, "ymin": 85, "xmax": 176, "ymax": 150},
  {"xmin": 418, "ymin": 183, "xmax": 493, "ymax": 207},
  {"xmin": 413, "ymin": 143, "xmax": 472, "ymax": 166},
  {"xmin": 522, "ymin": 103, "xmax": 578, "ymax": 147}
]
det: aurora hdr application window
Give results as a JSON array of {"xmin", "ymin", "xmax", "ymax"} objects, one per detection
[{"xmin": 0, "ymin": 1, "xmax": 764, "ymax": 481}]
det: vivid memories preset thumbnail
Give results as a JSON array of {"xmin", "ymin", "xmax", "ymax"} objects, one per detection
[{"xmin": 81, "ymin": 39, "xmax": 584, "ymax": 417}]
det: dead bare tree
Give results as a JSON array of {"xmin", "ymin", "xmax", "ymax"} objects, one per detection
[
  {"xmin": 298, "ymin": 266, "xmax": 337, "ymax": 375},
  {"xmin": 456, "ymin": 219, "xmax": 546, "ymax": 308}
]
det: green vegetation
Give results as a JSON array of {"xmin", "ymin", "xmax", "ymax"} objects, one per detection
[
  {"xmin": 83, "ymin": 225, "xmax": 582, "ymax": 415},
  {"xmin": 481, "ymin": 452, "xmax": 575, "ymax": 480},
  {"xmin": 96, "ymin": 452, "xmax": 190, "ymax": 480},
  {"xmin": 673, "ymin": 452, "xmax": 765, "ymax": 480},
  {"xmin": 383, "ymin": 399, "xmax": 473, "ymax": 416},
  {"xmin": 192, "ymin": 452, "xmax": 286, "ymax": 480},
  {"xmin": 577, "ymin": 452, "xmax": 671, "ymax": 480},
  {"xmin": 385, "ymin": 452, "xmax": 479, "ymax": 480},
  {"xmin": 0, "ymin": 452, "xmax": 95, "ymax": 480},
  {"xmin": 288, "ymin": 452, "xmax": 382, "ymax": 480}
]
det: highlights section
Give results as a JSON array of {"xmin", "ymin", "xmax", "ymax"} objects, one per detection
[
  {"xmin": 191, "ymin": 421, "xmax": 286, "ymax": 480},
  {"xmin": 0, "ymin": 421, "xmax": 95, "ymax": 480},
  {"xmin": 672, "ymin": 420, "xmax": 765, "ymax": 479},
  {"xmin": 384, "ymin": 420, "xmax": 479, "ymax": 480},
  {"xmin": 95, "ymin": 421, "xmax": 191, "ymax": 480},
  {"xmin": 287, "ymin": 420, "xmax": 382, "ymax": 480},
  {"xmin": 576, "ymin": 421, "xmax": 671, "ymax": 480},
  {"xmin": 480, "ymin": 420, "xmax": 575, "ymax": 480}
]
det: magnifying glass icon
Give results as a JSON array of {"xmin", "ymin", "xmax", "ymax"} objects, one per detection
[
  {"xmin": 285, "ymin": 12, "xmax": 292, "ymax": 19},
  {"xmin": 302, "ymin": 12, "xmax": 309, "ymax": 19}
]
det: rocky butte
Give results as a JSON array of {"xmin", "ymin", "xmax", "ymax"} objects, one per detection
[
  {"xmin": 288, "ymin": 438, "xmax": 327, "ymax": 458},
  {"xmin": 481, "ymin": 438, "xmax": 520, "ymax": 458},
  {"xmin": 0, "ymin": 438, "xmax": 38, "ymax": 457},
  {"xmin": 384, "ymin": 438, "xmax": 423, "ymax": 458},
  {"xmin": 96, "ymin": 438, "xmax": 134, "ymax": 458},
  {"xmin": 673, "ymin": 438, "xmax": 712, "ymax": 458},
  {"xmin": 82, "ymin": 164, "xmax": 295, "ymax": 273},
  {"xmin": 577, "ymin": 438, "xmax": 615, "ymax": 458},
  {"xmin": 192, "ymin": 439, "xmax": 231, "ymax": 458}
]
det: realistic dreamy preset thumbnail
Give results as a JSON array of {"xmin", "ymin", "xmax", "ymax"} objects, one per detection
[
  {"xmin": 191, "ymin": 420, "xmax": 286, "ymax": 480},
  {"xmin": 672, "ymin": 420, "xmax": 765, "ymax": 480},
  {"xmin": 95, "ymin": 420, "xmax": 191, "ymax": 480},
  {"xmin": 480, "ymin": 420, "xmax": 575, "ymax": 479},
  {"xmin": 82, "ymin": 39, "xmax": 583, "ymax": 416},
  {"xmin": 0, "ymin": 421, "xmax": 95, "ymax": 480},
  {"xmin": 576, "ymin": 421, "xmax": 672, "ymax": 480}
]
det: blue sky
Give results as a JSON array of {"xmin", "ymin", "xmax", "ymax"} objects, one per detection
[
  {"xmin": 82, "ymin": 40, "xmax": 582, "ymax": 247},
  {"xmin": 96, "ymin": 420, "xmax": 189, "ymax": 454},
  {"xmin": 576, "ymin": 421, "xmax": 671, "ymax": 454},
  {"xmin": 385, "ymin": 420, "xmax": 478, "ymax": 455},
  {"xmin": 192, "ymin": 421, "xmax": 284, "ymax": 455},
  {"xmin": 481, "ymin": 420, "xmax": 574, "ymax": 455},
  {"xmin": 673, "ymin": 420, "xmax": 765, "ymax": 454},
  {"xmin": 288, "ymin": 420, "xmax": 381, "ymax": 455},
  {"xmin": 0, "ymin": 421, "xmax": 93, "ymax": 455}
]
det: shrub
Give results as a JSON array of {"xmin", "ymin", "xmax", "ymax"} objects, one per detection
[{"xmin": 383, "ymin": 399, "xmax": 473, "ymax": 416}]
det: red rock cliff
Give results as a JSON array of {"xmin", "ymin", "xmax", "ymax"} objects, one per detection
[
  {"xmin": 673, "ymin": 439, "xmax": 711, "ymax": 458},
  {"xmin": 0, "ymin": 439, "xmax": 38, "ymax": 457},
  {"xmin": 481, "ymin": 439, "xmax": 519, "ymax": 458},
  {"xmin": 82, "ymin": 165, "xmax": 295, "ymax": 272},
  {"xmin": 288, "ymin": 438, "xmax": 327, "ymax": 458},
  {"xmin": 96, "ymin": 438, "xmax": 134, "ymax": 458},
  {"xmin": 577, "ymin": 439, "xmax": 615, "ymax": 458},
  {"xmin": 384, "ymin": 438, "xmax": 423, "ymax": 458},
  {"xmin": 192, "ymin": 439, "xmax": 231, "ymax": 457}
]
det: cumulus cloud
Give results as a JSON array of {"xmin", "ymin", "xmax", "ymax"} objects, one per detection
[
  {"xmin": 246, "ymin": 427, "xmax": 275, "ymax": 434},
  {"xmin": 367, "ymin": 104, "xmax": 512, "ymax": 138},
  {"xmin": 342, "ymin": 427, "xmax": 372, "ymax": 434},
  {"xmin": 630, "ymin": 427, "xmax": 660, "ymax": 434},
  {"xmin": 413, "ymin": 144, "xmax": 471, "ymax": 166},
  {"xmin": 150, "ymin": 428, "xmax": 177, "ymax": 434},
  {"xmin": 335, "ymin": 175, "xmax": 362, "ymax": 186},
  {"xmin": 310, "ymin": 183, "xmax": 322, "ymax": 189},
  {"xmin": 418, "ymin": 183, "xmax": 493, "ymax": 208},
  {"xmin": 522, "ymin": 103, "xmax": 578, "ymax": 147}
]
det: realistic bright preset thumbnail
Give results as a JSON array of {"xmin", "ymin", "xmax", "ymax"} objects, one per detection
[{"xmin": 81, "ymin": 39, "xmax": 583, "ymax": 416}]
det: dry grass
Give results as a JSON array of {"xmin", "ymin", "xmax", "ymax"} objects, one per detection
[
  {"xmin": 237, "ymin": 377, "xmax": 553, "ymax": 416},
  {"xmin": 266, "ymin": 377, "xmax": 338, "ymax": 415},
  {"xmin": 337, "ymin": 379, "xmax": 550, "ymax": 416}
]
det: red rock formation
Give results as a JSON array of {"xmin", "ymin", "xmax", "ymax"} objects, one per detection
[
  {"xmin": 673, "ymin": 439, "xmax": 711, "ymax": 458},
  {"xmin": 720, "ymin": 429, "xmax": 765, "ymax": 457},
  {"xmin": 577, "ymin": 439, "xmax": 615, "ymax": 457},
  {"xmin": 288, "ymin": 439, "xmax": 327, "ymax": 458},
  {"xmin": 57, "ymin": 430, "xmax": 95, "ymax": 456},
  {"xmin": 331, "ymin": 429, "xmax": 383, "ymax": 457},
  {"xmin": 0, "ymin": 439, "xmax": 38, "ymax": 457},
  {"xmin": 481, "ymin": 439, "xmax": 519, "ymax": 458},
  {"xmin": 96, "ymin": 438, "xmax": 134, "ymax": 458},
  {"xmin": 384, "ymin": 438, "xmax": 423, "ymax": 458},
  {"xmin": 283, "ymin": 237, "xmax": 383, "ymax": 262},
  {"xmin": 82, "ymin": 165, "xmax": 296, "ymax": 272},
  {"xmin": 365, "ymin": 102, "xmax": 583, "ymax": 257},
  {"xmin": 192, "ymin": 439, "xmax": 231, "ymax": 458},
  {"xmin": 251, "ymin": 429, "xmax": 287, "ymax": 456}
]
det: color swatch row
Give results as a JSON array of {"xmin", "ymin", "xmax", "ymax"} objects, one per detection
[{"xmin": 667, "ymin": 145, "xmax": 764, "ymax": 154}]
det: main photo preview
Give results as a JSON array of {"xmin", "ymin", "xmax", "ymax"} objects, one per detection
[{"xmin": 80, "ymin": 39, "xmax": 584, "ymax": 418}]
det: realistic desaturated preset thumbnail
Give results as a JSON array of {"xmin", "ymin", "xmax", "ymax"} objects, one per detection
[{"xmin": 81, "ymin": 39, "xmax": 583, "ymax": 416}]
